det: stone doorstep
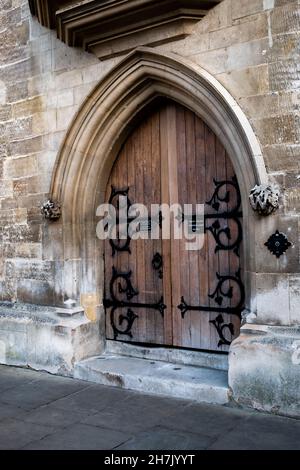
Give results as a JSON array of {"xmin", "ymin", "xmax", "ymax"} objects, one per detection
[
  {"xmin": 74, "ymin": 355, "xmax": 229, "ymax": 405},
  {"xmin": 105, "ymin": 340, "xmax": 229, "ymax": 371}
]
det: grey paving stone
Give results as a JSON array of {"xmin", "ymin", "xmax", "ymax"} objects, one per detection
[
  {"xmin": 208, "ymin": 413, "xmax": 300, "ymax": 450},
  {"xmin": 156, "ymin": 402, "xmax": 249, "ymax": 438},
  {"xmin": 51, "ymin": 383, "xmax": 135, "ymax": 413},
  {"xmin": 80, "ymin": 405, "xmax": 165, "ymax": 433},
  {"xmin": 0, "ymin": 417, "xmax": 55, "ymax": 450},
  {"xmin": 0, "ymin": 365, "xmax": 41, "ymax": 379},
  {"xmin": 118, "ymin": 391, "xmax": 187, "ymax": 414},
  {"xmin": 0, "ymin": 402, "xmax": 27, "ymax": 421},
  {"xmin": 20, "ymin": 403, "xmax": 94, "ymax": 428},
  {"xmin": 81, "ymin": 392, "xmax": 187, "ymax": 432},
  {"xmin": 23, "ymin": 423, "xmax": 130, "ymax": 450},
  {"xmin": 0, "ymin": 374, "xmax": 90, "ymax": 410},
  {"xmin": 0, "ymin": 366, "xmax": 43, "ymax": 392},
  {"xmin": 116, "ymin": 426, "xmax": 214, "ymax": 450},
  {"xmin": 0, "ymin": 366, "xmax": 300, "ymax": 450}
]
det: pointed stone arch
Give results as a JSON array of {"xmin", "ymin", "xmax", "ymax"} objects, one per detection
[{"xmin": 50, "ymin": 47, "xmax": 267, "ymax": 309}]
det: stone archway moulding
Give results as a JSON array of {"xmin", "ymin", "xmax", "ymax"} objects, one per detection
[{"xmin": 50, "ymin": 46, "xmax": 267, "ymax": 298}]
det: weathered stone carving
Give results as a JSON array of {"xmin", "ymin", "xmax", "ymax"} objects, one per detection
[
  {"xmin": 249, "ymin": 184, "xmax": 279, "ymax": 215},
  {"xmin": 241, "ymin": 309, "xmax": 257, "ymax": 326},
  {"xmin": 41, "ymin": 199, "xmax": 61, "ymax": 221}
]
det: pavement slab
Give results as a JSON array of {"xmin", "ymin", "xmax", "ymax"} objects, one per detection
[{"xmin": 0, "ymin": 365, "xmax": 299, "ymax": 450}]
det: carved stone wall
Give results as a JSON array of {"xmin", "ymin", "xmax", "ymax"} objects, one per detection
[{"xmin": 0, "ymin": 0, "xmax": 120, "ymax": 306}]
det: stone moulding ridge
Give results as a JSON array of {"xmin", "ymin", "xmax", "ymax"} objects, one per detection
[{"xmin": 50, "ymin": 48, "xmax": 267, "ymax": 209}]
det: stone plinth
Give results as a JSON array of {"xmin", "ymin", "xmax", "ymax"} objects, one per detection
[
  {"xmin": 0, "ymin": 302, "xmax": 104, "ymax": 376},
  {"xmin": 229, "ymin": 324, "xmax": 300, "ymax": 418}
]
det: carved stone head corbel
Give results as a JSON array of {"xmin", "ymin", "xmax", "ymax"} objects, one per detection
[
  {"xmin": 41, "ymin": 199, "xmax": 61, "ymax": 221},
  {"xmin": 249, "ymin": 184, "xmax": 280, "ymax": 216}
]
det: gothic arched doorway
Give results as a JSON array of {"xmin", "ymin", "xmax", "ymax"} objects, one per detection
[{"xmin": 104, "ymin": 100, "xmax": 244, "ymax": 352}]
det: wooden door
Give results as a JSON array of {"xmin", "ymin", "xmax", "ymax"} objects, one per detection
[{"xmin": 104, "ymin": 100, "xmax": 244, "ymax": 352}]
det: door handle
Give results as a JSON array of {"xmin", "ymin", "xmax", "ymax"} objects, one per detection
[{"xmin": 152, "ymin": 252, "xmax": 163, "ymax": 279}]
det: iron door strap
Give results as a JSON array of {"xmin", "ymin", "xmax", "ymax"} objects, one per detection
[
  {"xmin": 205, "ymin": 176, "xmax": 243, "ymax": 257},
  {"xmin": 178, "ymin": 177, "xmax": 244, "ymax": 348},
  {"xmin": 104, "ymin": 267, "xmax": 166, "ymax": 340},
  {"xmin": 105, "ymin": 178, "xmax": 244, "ymax": 348},
  {"xmin": 108, "ymin": 185, "xmax": 133, "ymax": 256}
]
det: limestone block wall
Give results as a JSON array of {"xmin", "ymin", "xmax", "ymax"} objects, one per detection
[
  {"xmin": 0, "ymin": 0, "xmax": 119, "ymax": 306},
  {"xmin": 0, "ymin": 0, "xmax": 299, "ymax": 329}
]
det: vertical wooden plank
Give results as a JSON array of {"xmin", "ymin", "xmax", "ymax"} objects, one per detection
[
  {"xmin": 185, "ymin": 109, "xmax": 200, "ymax": 349},
  {"xmin": 225, "ymin": 152, "xmax": 242, "ymax": 346},
  {"xmin": 204, "ymin": 126, "xmax": 219, "ymax": 351},
  {"xmin": 106, "ymin": 148, "xmax": 121, "ymax": 340},
  {"xmin": 104, "ymin": 169, "xmax": 113, "ymax": 340},
  {"xmin": 174, "ymin": 104, "xmax": 189, "ymax": 347},
  {"xmin": 125, "ymin": 132, "xmax": 139, "ymax": 342},
  {"xmin": 134, "ymin": 122, "xmax": 147, "ymax": 341},
  {"xmin": 160, "ymin": 104, "xmax": 173, "ymax": 345},
  {"xmin": 215, "ymin": 137, "xmax": 230, "ymax": 352},
  {"xmin": 195, "ymin": 116, "xmax": 210, "ymax": 350},
  {"xmin": 117, "ymin": 142, "xmax": 132, "ymax": 342},
  {"xmin": 151, "ymin": 108, "xmax": 165, "ymax": 344},
  {"xmin": 143, "ymin": 115, "xmax": 153, "ymax": 341},
  {"xmin": 143, "ymin": 112, "xmax": 163, "ymax": 343},
  {"xmin": 166, "ymin": 103, "xmax": 182, "ymax": 347}
]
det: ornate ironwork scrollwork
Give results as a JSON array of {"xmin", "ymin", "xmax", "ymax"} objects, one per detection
[
  {"xmin": 104, "ymin": 267, "xmax": 166, "ymax": 339},
  {"xmin": 206, "ymin": 176, "xmax": 241, "ymax": 213},
  {"xmin": 178, "ymin": 269, "xmax": 244, "ymax": 320},
  {"xmin": 114, "ymin": 269, "xmax": 139, "ymax": 301},
  {"xmin": 208, "ymin": 268, "xmax": 245, "ymax": 312},
  {"xmin": 210, "ymin": 314, "xmax": 235, "ymax": 347},
  {"xmin": 178, "ymin": 267, "xmax": 244, "ymax": 348},
  {"xmin": 205, "ymin": 176, "xmax": 242, "ymax": 257},
  {"xmin": 205, "ymin": 218, "xmax": 242, "ymax": 257},
  {"xmin": 108, "ymin": 186, "xmax": 133, "ymax": 256},
  {"xmin": 118, "ymin": 309, "xmax": 139, "ymax": 339},
  {"xmin": 106, "ymin": 177, "xmax": 244, "ymax": 348},
  {"xmin": 108, "ymin": 187, "xmax": 164, "ymax": 255}
]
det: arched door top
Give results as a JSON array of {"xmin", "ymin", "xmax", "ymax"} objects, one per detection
[
  {"xmin": 50, "ymin": 47, "xmax": 266, "ymax": 225},
  {"xmin": 48, "ymin": 47, "xmax": 266, "ymax": 298}
]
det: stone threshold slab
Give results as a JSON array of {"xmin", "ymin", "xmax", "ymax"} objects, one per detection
[
  {"xmin": 106, "ymin": 340, "xmax": 229, "ymax": 371},
  {"xmin": 74, "ymin": 355, "xmax": 229, "ymax": 404}
]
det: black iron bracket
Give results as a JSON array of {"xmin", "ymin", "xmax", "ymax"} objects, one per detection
[
  {"xmin": 104, "ymin": 267, "xmax": 166, "ymax": 339},
  {"xmin": 178, "ymin": 269, "xmax": 245, "ymax": 319},
  {"xmin": 205, "ymin": 176, "xmax": 243, "ymax": 257},
  {"xmin": 210, "ymin": 314, "xmax": 235, "ymax": 347}
]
